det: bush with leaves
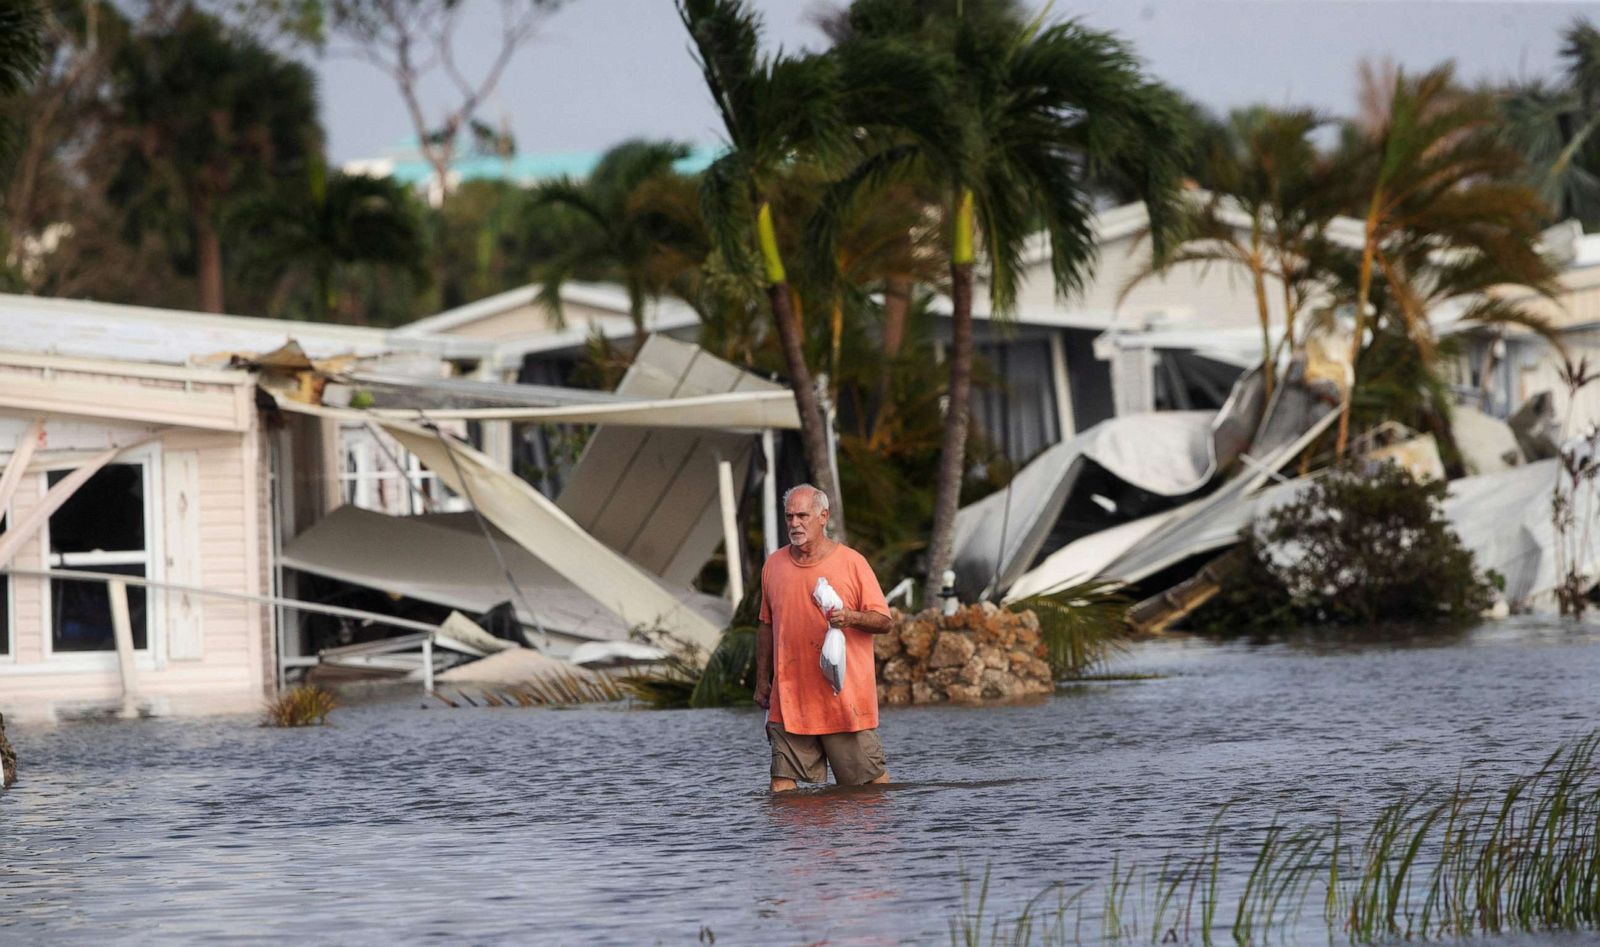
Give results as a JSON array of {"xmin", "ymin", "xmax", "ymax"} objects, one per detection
[{"xmin": 1193, "ymin": 462, "xmax": 1499, "ymax": 633}]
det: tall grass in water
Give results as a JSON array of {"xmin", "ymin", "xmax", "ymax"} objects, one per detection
[
  {"xmin": 263, "ymin": 685, "xmax": 337, "ymax": 726},
  {"xmin": 951, "ymin": 731, "xmax": 1600, "ymax": 944}
]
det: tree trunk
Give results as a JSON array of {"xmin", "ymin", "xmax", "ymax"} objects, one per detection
[
  {"xmin": 194, "ymin": 198, "xmax": 225, "ymax": 314},
  {"xmin": 869, "ymin": 273, "xmax": 912, "ymax": 447},
  {"xmin": 1249, "ymin": 227, "xmax": 1275, "ymax": 402},
  {"xmin": 768, "ymin": 282, "xmax": 846, "ymax": 540},
  {"xmin": 923, "ymin": 259, "xmax": 974, "ymax": 606},
  {"xmin": 1335, "ymin": 199, "xmax": 1382, "ymax": 459}
]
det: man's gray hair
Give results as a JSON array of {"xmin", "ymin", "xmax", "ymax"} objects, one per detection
[{"xmin": 782, "ymin": 483, "xmax": 830, "ymax": 513}]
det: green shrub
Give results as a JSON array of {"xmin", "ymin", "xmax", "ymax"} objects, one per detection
[{"xmin": 1193, "ymin": 463, "xmax": 1499, "ymax": 633}]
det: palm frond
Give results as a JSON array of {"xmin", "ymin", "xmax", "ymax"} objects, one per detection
[
  {"xmin": 688, "ymin": 625, "xmax": 759, "ymax": 708},
  {"xmin": 1008, "ymin": 580, "xmax": 1131, "ymax": 679}
]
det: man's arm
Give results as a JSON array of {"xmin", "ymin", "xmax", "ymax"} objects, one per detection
[
  {"xmin": 754, "ymin": 621, "xmax": 774, "ymax": 708},
  {"xmin": 828, "ymin": 609, "xmax": 894, "ymax": 635}
]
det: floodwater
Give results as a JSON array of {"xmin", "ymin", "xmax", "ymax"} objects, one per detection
[{"xmin": 5, "ymin": 616, "xmax": 1600, "ymax": 945}]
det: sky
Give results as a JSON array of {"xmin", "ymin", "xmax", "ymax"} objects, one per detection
[{"xmin": 314, "ymin": 0, "xmax": 1596, "ymax": 166}]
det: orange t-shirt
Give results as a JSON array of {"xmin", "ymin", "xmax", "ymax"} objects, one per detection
[{"xmin": 759, "ymin": 543, "xmax": 890, "ymax": 735}]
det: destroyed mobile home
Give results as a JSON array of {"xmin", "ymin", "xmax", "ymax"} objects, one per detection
[
  {"xmin": 954, "ymin": 346, "xmax": 1600, "ymax": 631},
  {"xmin": 0, "ymin": 294, "xmax": 801, "ymax": 713}
]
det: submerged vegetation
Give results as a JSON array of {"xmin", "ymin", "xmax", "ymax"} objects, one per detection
[
  {"xmin": 263, "ymin": 685, "xmax": 338, "ymax": 727},
  {"xmin": 1192, "ymin": 463, "xmax": 1499, "ymax": 634},
  {"xmin": 952, "ymin": 731, "xmax": 1600, "ymax": 945}
]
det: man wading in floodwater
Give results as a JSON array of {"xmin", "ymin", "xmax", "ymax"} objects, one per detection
[{"xmin": 755, "ymin": 484, "xmax": 894, "ymax": 791}]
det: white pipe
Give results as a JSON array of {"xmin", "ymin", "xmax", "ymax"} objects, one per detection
[
  {"xmin": 422, "ymin": 636, "xmax": 434, "ymax": 694},
  {"xmin": 1049, "ymin": 332, "xmax": 1077, "ymax": 439},
  {"xmin": 761, "ymin": 429, "xmax": 777, "ymax": 558},
  {"xmin": 108, "ymin": 579, "xmax": 139, "ymax": 699},
  {"xmin": 717, "ymin": 459, "xmax": 744, "ymax": 605},
  {"xmin": 3, "ymin": 567, "xmax": 443, "ymax": 635}
]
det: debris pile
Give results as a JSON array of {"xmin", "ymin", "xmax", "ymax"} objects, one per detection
[{"xmin": 874, "ymin": 604, "xmax": 1053, "ymax": 705}]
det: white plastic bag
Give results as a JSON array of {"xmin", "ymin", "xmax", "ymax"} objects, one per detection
[
  {"xmin": 819, "ymin": 628, "xmax": 846, "ymax": 695},
  {"xmin": 814, "ymin": 577, "xmax": 846, "ymax": 694},
  {"xmin": 812, "ymin": 576, "xmax": 844, "ymax": 613}
]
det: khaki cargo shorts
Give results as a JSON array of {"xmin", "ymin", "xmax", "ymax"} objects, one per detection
[{"xmin": 767, "ymin": 723, "xmax": 886, "ymax": 786}]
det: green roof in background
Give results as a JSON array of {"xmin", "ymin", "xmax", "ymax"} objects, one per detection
[{"xmin": 362, "ymin": 143, "xmax": 722, "ymax": 186}]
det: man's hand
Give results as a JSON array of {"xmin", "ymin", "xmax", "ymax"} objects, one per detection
[
  {"xmin": 828, "ymin": 608, "xmax": 894, "ymax": 634},
  {"xmin": 753, "ymin": 680, "xmax": 771, "ymax": 709}
]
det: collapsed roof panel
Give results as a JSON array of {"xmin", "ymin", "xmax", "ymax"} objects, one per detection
[
  {"xmin": 953, "ymin": 371, "xmax": 1267, "ymax": 599},
  {"xmin": 280, "ymin": 505, "xmax": 731, "ymax": 650},
  {"xmin": 556, "ymin": 335, "xmax": 785, "ymax": 586},
  {"xmin": 381, "ymin": 418, "xmax": 726, "ymax": 654}
]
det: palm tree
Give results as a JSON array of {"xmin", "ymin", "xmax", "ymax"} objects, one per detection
[
  {"xmin": 1333, "ymin": 63, "xmax": 1560, "ymax": 457},
  {"xmin": 1120, "ymin": 108, "xmax": 1337, "ymax": 402},
  {"xmin": 838, "ymin": 5, "xmax": 1189, "ymax": 604},
  {"xmin": 0, "ymin": 0, "xmax": 44, "ymax": 100},
  {"xmin": 0, "ymin": 0, "xmax": 45, "ymax": 213},
  {"xmin": 1501, "ymin": 19, "xmax": 1600, "ymax": 229},
  {"xmin": 234, "ymin": 160, "xmax": 426, "ymax": 322},
  {"xmin": 106, "ymin": 9, "xmax": 318, "ymax": 313},
  {"xmin": 528, "ymin": 139, "xmax": 700, "ymax": 338},
  {"xmin": 677, "ymin": 0, "xmax": 850, "ymax": 532},
  {"xmin": 679, "ymin": 0, "xmax": 952, "ymax": 537}
]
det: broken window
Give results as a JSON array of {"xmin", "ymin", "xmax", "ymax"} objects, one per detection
[{"xmin": 46, "ymin": 463, "xmax": 149, "ymax": 652}]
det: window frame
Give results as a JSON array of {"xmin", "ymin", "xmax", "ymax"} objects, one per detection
[{"xmin": 35, "ymin": 445, "xmax": 165, "ymax": 670}]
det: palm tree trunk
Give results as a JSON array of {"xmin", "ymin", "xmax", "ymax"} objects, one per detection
[
  {"xmin": 194, "ymin": 198, "xmax": 225, "ymax": 314},
  {"xmin": 829, "ymin": 294, "xmax": 844, "ymax": 405},
  {"xmin": 759, "ymin": 199, "xmax": 845, "ymax": 538},
  {"xmin": 768, "ymin": 283, "xmax": 845, "ymax": 538},
  {"xmin": 316, "ymin": 263, "xmax": 333, "ymax": 321},
  {"xmin": 1250, "ymin": 241, "xmax": 1275, "ymax": 402},
  {"xmin": 924, "ymin": 258, "xmax": 975, "ymax": 606},
  {"xmin": 1336, "ymin": 199, "xmax": 1382, "ymax": 458},
  {"xmin": 1276, "ymin": 276, "xmax": 1297, "ymax": 366},
  {"xmin": 869, "ymin": 273, "xmax": 912, "ymax": 447}
]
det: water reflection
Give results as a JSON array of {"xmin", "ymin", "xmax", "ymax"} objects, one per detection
[{"xmin": 2, "ymin": 616, "xmax": 1599, "ymax": 944}]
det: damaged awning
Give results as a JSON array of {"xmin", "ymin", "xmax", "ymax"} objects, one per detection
[
  {"xmin": 276, "ymin": 388, "xmax": 800, "ymax": 430},
  {"xmin": 281, "ymin": 505, "xmax": 731, "ymax": 651},
  {"xmin": 378, "ymin": 419, "xmax": 727, "ymax": 655}
]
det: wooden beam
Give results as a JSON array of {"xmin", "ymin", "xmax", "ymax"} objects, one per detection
[
  {"xmin": 0, "ymin": 436, "xmax": 155, "ymax": 569},
  {"xmin": 0, "ymin": 417, "xmax": 45, "ymax": 514},
  {"xmin": 1126, "ymin": 549, "xmax": 1248, "ymax": 635}
]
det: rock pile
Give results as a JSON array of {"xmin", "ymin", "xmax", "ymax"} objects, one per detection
[{"xmin": 875, "ymin": 602, "xmax": 1054, "ymax": 704}]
